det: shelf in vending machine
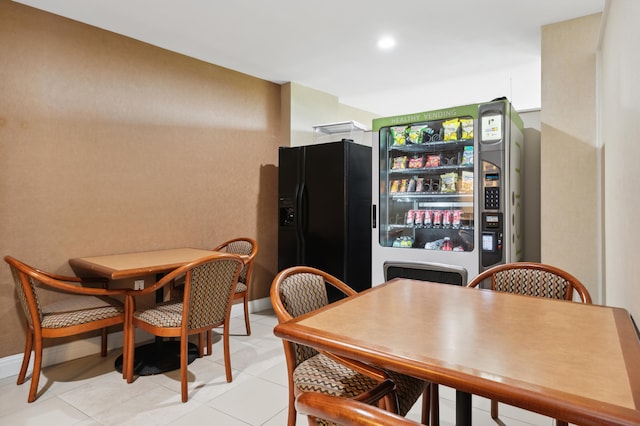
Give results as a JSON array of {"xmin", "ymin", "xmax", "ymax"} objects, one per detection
[
  {"xmin": 417, "ymin": 201, "xmax": 473, "ymax": 209},
  {"xmin": 388, "ymin": 139, "xmax": 473, "ymax": 153},
  {"xmin": 388, "ymin": 164, "xmax": 473, "ymax": 176},
  {"xmin": 390, "ymin": 193, "xmax": 473, "ymax": 202},
  {"xmin": 389, "ymin": 224, "xmax": 475, "ymax": 231}
]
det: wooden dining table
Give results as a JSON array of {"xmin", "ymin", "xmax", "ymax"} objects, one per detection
[
  {"xmin": 69, "ymin": 247, "xmax": 219, "ymax": 281},
  {"xmin": 273, "ymin": 278, "xmax": 640, "ymax": 426},
  {"xmin": 69, "ymin": 247, "xmax": 225, "ymax": 375}
]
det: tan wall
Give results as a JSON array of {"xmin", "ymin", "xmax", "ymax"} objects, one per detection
[
  {"xmin": 540, "ymin": 14, "xmax": 602, "ymax": 302},
  {"xmin": 0, "ymin": 2, "xmax": 281, "ymax": 357}
]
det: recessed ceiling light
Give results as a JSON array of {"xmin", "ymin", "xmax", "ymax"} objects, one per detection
[{"xmin": 377, "ymin": 36, "xmax": 396, "ymax": 50}]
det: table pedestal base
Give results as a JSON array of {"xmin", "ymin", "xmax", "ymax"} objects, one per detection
[
  {"xmin": 115, "ymin": 341, "xmax": 199, "ymax": 376},
  {"xmin": 456, "ymin": 390, "xmax": 472, "ymax": 426}
]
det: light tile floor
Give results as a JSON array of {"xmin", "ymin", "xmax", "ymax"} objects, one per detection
[{"xmin": 0, "ymin": 309, "xmax": 557, "ymax": 425}]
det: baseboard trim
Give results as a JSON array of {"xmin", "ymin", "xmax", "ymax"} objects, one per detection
[{"xmin": 0, "ymin": 297, "xmax": 272, "ymax": 380}]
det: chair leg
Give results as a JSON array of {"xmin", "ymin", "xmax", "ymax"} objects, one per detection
[
  {"xmin": 28, "ymin": 332, "xmax": 43, "ymax": 403},
  {"xmin": 121, "ymin": 324, "xmax": 128, "ymax": 380},
  {"xmin": 242, "ymin": 295, "xmax": 251, "ymax": 336},
  {"xmin": 198, "ymin": 333, "xmax": 204, "ymax": 358},
  {"xmin": 101, "ymin": 328, "xmax": 108, "ymax": 357},
  {"xmin": 180, "ymin": 336, "xmax": 188, "ymax": 402},
  {"xmin": 430, "ymin": 383, "xmax": 439, "ymax": 426},
  {"xmin": 421, "ymin": 383, "xmax": 430, "ymax": 425},
  {"xmin": 206, "ymin": 330, "xmax": 213, "ymax": 356},
  {"xmin": 18, "ymin": 328, "xmax": 33, "ymax": 386},
  {"xmin": 287, "ymin": 388, "xmax": 297, "ymax": 426},
  {"xmin": 491, "ymin": 399, "xmax": 499, "ymax": 419},
  {"xmin": 223, "ymin": 323, "xmax": 232, "ymax": 382}
]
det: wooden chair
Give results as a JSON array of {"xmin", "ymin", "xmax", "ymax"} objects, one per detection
[
  {"xmin": 123, "ymin": 253, "xmax": 243, "ymax": 402},
  {"xmin": 4, "ymin": 255, "xmax": 127, "ymax": 403},
  {"xmin": 271, "ymin": 266, "xmax": 438, "ymax": 426},
  {"xmin": 296, "ymin": 380, "xmax": 423, "ymax": 426},
  {"xmin": 467, "ymin": 261, "xmax": 592, "ymax": 426},
  {"xmin": 212, "ymin": 237, "xmax": 258, "ymax": 335}
]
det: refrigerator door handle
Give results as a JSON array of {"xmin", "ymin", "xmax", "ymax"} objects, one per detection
[
  {"xmin": 297, "ymin": 182, "xmax": 306, "ymax": 264},
  {"xmin": 372, "ymin": 204, "xmax": 377, "ymax": 228}
]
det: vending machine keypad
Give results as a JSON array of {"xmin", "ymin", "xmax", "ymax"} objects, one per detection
[{"xmin": 484, "ymin": 187, "xmax": 500, "ymax": 209}]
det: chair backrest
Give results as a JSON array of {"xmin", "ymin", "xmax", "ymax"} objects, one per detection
[
  {"xmin": 467, "ymin": 262, "xmax": 592, "ymax": 303},
  {"xmin": 179, "ymin": 254, "xmax": 244, "ymax": 330},
  {"xmin": 295, "ymin": 391, "xmax": 420, "ymax": 426},
  {"xmin": 270, "ymin": 266, "xmax": 357, "ymax": 367},
  {"xmin": 6, "ymin": 256, "xmax": 44, "ymax": 330},
  {"xmin": 213, "ymin": 237, "xmax": 257, "ymax": 285}
]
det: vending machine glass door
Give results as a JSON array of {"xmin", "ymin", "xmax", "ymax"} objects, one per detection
[{"xmin": 378, "ymin": 116, "xmax": 475, "ymax": 253}]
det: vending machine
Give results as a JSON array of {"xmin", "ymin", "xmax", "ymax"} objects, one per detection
[{"xmin": 371, "ymin": 98, "xmax": 524, "ymax": 286}]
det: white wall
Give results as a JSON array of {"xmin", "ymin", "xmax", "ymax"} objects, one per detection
[
  {"xmin": 285, "ymin": 83, "xmax": 379, "ymax": 147},
  {"xmin": 600, "ymin": 0, "xmax": 640, "ymax": 318}
]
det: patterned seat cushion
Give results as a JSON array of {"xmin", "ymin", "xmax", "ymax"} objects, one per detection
[
  {"xmin": 134, "ymin": 301, "xmax": 183, "ymax": 327},
  {"xmin": 172, "ymin": 279, "xmax": 245, "ymax": 296},
  {"xmin": 293, "ymin": 353, "xmax": 423, "ymax": 417},
  {"xmin": 41, "ymin": 296, "xmax": 123, "ymax": 329},
  {"xmin": 294, "ymin": 353, "xmax": 380, "ymax": 398}
]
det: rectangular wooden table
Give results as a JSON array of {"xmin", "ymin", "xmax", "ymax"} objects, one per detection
[
  {"xmin": 273, "ymin": 278, "xmax": 640, "ymax": 426},
  {"xmin": 69, "ymin": 247, "xmax": 218, "ymax": 281},
  {"xmin": 69, "ymin": 247, "xmax": 220, "ymax": 375}
]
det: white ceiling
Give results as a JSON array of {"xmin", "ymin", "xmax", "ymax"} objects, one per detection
[{"xmin": 15, "ymin": 0, "xmax": 604, "ymax": 118}]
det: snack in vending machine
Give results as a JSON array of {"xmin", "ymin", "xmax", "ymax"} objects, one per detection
[
  {"xmin": 460, "ymin": 170, "xmax": 474, "ymax": 193},
  {"xmin": 442, "ymin": 237, "xmax": 453, "ymax": 251},
  {"xmin": 452, "ymin": 210, "xmax": 462, "ymax": 228},
  {"xmin": 416, "ymin": 177, "xmax": 425, "ymax": 192},
  {"xmin": 442, "ymin": 118, "xmax": 461, "ymax": 141},
  {"xmin": 460, "ymin": 118, "xmax": 474, "ymax": 140},
  {"xmin": 408, "ymin": 155, "xmax": 425, "ymax": 168},
  {"xmin": 432, "ymin": 210, "xmax": 442, "ymax": 227},
  {"xmin": 399, "ymin": 179, "xmax": 408, "ymax": 192},
  {"xmin": 442, "ymin": 210, "xmax": 452, "ymax": 228},
  {"xmin": 391, "ymin": 126, "xmax": 407, "ymax": 146},
  {"xmin": 406, "ymin": 210, "xmax": 415, "ymax": 226},
  {"xmin": 414, "ymin": 209, "xmax": 425, "ymax": 226},
  {"xmin": 461, "ymin": 145, "xmax": 474, "ymax": 166},
  {"xmin": 393, "ymin": 156, "xmax": 408, "ymax": 170},
  {"xmin": 423, "ymin": 210, "xmax": 432, "ymax": 226},
  {"xmin": 426, "ymin": 155, "xmax": 441, "ymax": 168},
  {"xmin": 404, "ymin": 236, "xmax": 415, "ymax": 247},
  {"xmin": 390, "ymin": 180, "xmax": 400, "ymax": 193},
  {"xmin": 425, "ymin": 238, "xmax": 445, "ymax": 250},
  {"xmin": 407, "ymin": 178, "xmax": 417, "ymax": 192},
  {"xmin": 440, "ymin": 172, "xmax": 458, "ymax": 193},
  {"xmin": 407, "ymin": 125, "xmax": 425, "ymax": 144}
]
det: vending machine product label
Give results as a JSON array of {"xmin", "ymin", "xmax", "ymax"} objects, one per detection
[{"xmin": 481, "ymin": 114, "xmax": 503, "ymax": 142}]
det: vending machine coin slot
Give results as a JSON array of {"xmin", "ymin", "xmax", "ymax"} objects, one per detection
[{"xmin": 481, "ymin": 212, "xmax": 503, "ymax": 267}]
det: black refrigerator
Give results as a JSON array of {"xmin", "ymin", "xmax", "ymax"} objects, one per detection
[{"xmin": 278, "ymin": 140, "xmax": 372, "ymax": 298}]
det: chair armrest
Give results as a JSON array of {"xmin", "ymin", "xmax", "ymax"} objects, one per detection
[
  {"xmin": 321, "ymin": 350, "xmax": 389, "ymax": 382},
  {"xmin": 34, "ymin": 271, "xmax": 127, "ymax": 296},
  {"xmin": 351, "ymin": 378, "xmax": 397, "ymax": 406},
  {"xmin": 296, "ymin": 380, "xmax": 412, "ymax": 425},
  {"xmin": 36, "ymin": 269, "xmax": 109, "ymax": 286}
]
